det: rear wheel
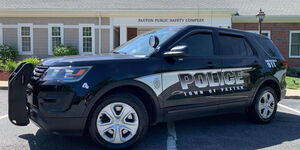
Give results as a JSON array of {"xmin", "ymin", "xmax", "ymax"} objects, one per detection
[
  {"xmin": 247, "ymin": 86, "xmax": 278, "ymax": 124},
  {"xmin": 88, "ymin": 93, "xmax": 149, "ymax": 149}
]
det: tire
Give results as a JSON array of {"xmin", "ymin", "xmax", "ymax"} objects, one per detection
[
  {"xmin": 88, "ymin": 93, "xmax": 149, "ymax": 150},
  {"xmin": 247, "ymin": 86, "xmax": 278, "ymax": 124}
]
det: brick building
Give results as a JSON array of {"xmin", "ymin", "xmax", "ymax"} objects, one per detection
[{"xmin": 0, "ymin": 0, "xmax": 299, "ymax": 67}]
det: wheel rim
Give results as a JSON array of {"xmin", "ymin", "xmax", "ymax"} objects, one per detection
[
  {"xmin": 258, "ymin": 91, "xmax": 275, "ymax": 119},
  {"xmin": 96, "ymin": 102, "xmax": 139, "ymax": 144}
]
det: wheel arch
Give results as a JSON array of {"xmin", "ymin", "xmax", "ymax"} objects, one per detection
[
  {"xmin": 83, "ymin": 80, "xmax": 163, "ymax": 126},
  {"xmin": 252, "ymin": 77, "xmax": 282, "ymax": 103}
]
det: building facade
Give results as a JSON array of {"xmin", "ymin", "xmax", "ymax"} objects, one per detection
[{"xmin": 0, "ymin": 0, "xmax": 299, "ymax": 67}]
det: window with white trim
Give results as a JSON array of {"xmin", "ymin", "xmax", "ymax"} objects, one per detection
[
  {"xmin": 48, "ymin": 24, "xmax": 64, "ymax": 55},
  {"xmin": 246, "ymin": 30, "xmax": 271, "ymax": 39},
  {"xmin": 290, "ymin": 31, "xmax": 300, "ymax": 57},
  {"xmin": 18, "ymin": 24, "xmax": 33, "ymax": 55},
  {"xmin": 79, "ymin": 24, "xmax": 95, "ymax": 54}
]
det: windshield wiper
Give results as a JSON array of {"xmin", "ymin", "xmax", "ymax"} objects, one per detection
[{"xmin": 113, "ymin": 51, "xmax": 127, "ymax": 54}]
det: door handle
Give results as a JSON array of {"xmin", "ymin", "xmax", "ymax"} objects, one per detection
[{"xmin": 253, "ymin": 60, "xmax": 259, "ymax": 65}]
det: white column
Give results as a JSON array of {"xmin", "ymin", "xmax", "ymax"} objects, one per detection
[
  {"xmin": 0, "ymin": 23, "xmax": 3, "ymax": 45},
  {"xmin": 109, "ymin": 17, "xmax": 114, "ymax": 51},
  {"xmin": 120, "ymin": 26, "xmax": 127, "ymax": 45},
  {"xmin": 98, "ymin": 17, "xmax": 102, "ymax": 54}
]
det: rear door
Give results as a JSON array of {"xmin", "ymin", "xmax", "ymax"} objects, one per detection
[{"xmin": 216, "ymin": 31, "xmax": 260, "ymax": 109}]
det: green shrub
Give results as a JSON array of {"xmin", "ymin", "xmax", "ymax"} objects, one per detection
[
  {"xmin": 0, "ymin": 63, "xmax": 5, "ymax": 71},
  {"xmin": 287, "ymin": 67, "xmax": 300, "ymax": 77},
  {"xmin": 53, "ymin": 45, "xmax": 78, "ymax": 56},
  {"xmin": 0, "ymin": 45, "xmax": 18, "ymax": 63},
  {"xmin": 22, "ymin": 57, "xmax": 41, "ymax": 66},
  {"xmin": 3, "ymin": 60, "xmax": 18, "ymax": 72}
]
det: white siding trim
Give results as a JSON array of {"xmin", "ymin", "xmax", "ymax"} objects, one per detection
[
  {"xmin": 48, "ymin": 24, "xmax": 64, "ymax": 55},
  {"xmin": 100, "ymin": 25, "xmax": 111, "ymax": 29},
  {"xmin": 18, "ymin": 23, "xmax": 33, "ymax": 55},
  {"xmin": 289, "ymin": 30, "xmax": 300, "ymax": 58},
  {"xmin": 79, "ymin": 24, "xmax": 95, "ymax": 55},
  {"xmin": 3, "ymin": 25, "xmax": 18, "ymax": 28},
  {"xmin": 0, "ymin": 23, "xmax": 3, "ymax": 45},
  {"xmin": 246, "ymin": 30, "xmax": 271, "ymax": 39},
  {"xmin": 2, "ymin": 24, "xmax": 109, "ymax": 29},
  {"xmin": 34, "ymin": 25, "xmax": 48, "ymax": 28}
]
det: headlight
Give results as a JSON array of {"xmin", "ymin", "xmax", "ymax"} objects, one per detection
[{"xmin": 43, "ymin": 66, "xmax": 92, "ymax": 81}]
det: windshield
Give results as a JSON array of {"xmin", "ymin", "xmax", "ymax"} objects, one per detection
[{"xmin": 113, "ymin": 26, "xmax": 183, "ymax": 55}]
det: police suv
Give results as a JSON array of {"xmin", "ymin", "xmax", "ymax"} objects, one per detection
[{"xmin": 8, "ymin": 25, "xmax": 287, "ymax": 149}]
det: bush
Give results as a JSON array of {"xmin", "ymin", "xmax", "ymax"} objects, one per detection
[
  {"xmin": 287, "ymin": 67, "xmax": 300, "ymax": 77},
  {"xmin": 53, "ymin": 45, "xmax": 78, "ymax": 56},
  {"xmin": 3, "ymin": 60, "xmax": 18, "ymax": 72},
  {"xmin": 22, "ymin": 57, "xmax": 41, "ymax": 66},
  {"xmin": 0, "ymin": 63, "xmax": 5, "ymax": 71},
  {"xmin": 0, "ymin": 45, "xmax": 18, "ymax": 63}
]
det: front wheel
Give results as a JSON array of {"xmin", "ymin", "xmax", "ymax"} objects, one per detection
[
  {"xmin": 88, "ymin": 93, "xmax": 149, "ymax": 149},
  {"xmin": 247, "ymin": 86, "xmax": 278, "ymax": 124}
]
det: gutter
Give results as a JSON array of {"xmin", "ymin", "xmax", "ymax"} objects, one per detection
[{"xmin": 232, "ymin": 15, "xmax": 300, "ymax": 23}]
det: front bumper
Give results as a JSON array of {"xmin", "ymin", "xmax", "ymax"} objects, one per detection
[
  {"xmin": 27, "ymin": 90, "xmax": 88, "ymax": 136},
  {"xmin": 29, "ymin": 104, "xmax": 87, "ymax": 136},
  {"xmin": 8, "ymin": 63, "xmax": 88, "ymax": 135}
]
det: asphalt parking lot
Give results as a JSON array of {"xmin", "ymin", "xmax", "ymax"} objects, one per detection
[{"xmin": 1, "ymin": 90, "xmax": 300, "ymax": 150}]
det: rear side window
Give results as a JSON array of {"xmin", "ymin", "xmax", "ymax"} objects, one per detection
[
  {"xmin": 219, "ymin": 34, "xmax": 253, "ymax": 56},
  {"xmin": 256, "ymin": 37, "xmax": 282, "ymax": 58},
  {"xmin": 177, "ymin": 33, "xmax": 214, "ymax": 56}
]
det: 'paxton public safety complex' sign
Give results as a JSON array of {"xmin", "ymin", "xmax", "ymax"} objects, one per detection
[
  {"xmin": 111, "ymin": 17, "xmax": 231, "ymax": 27},
  {"xmin": 138, "ymin": 18, "xmax": 204, "ymax": 23}
]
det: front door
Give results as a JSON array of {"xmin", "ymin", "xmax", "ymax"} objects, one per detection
[{"xmin": 161, "ymin": 29, "xmax": 223, "ymax": 110}]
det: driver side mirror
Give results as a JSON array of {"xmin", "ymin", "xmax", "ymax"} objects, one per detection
[
  {"xmin": 164, "ymin": 45, "xmax": 188, "ymax": 57},
  {"xmin": 149, "ymin": 35, "xmax": 159, "ymax": 48}
]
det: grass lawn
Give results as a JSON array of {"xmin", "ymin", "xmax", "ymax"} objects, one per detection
[{"xmin": 286, "ymin": 76, "xmax": 300, "ymax": 90}]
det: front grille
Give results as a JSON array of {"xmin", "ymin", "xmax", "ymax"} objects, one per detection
[
  {"xmin": 27, "ymin": 65, "xmax": 48, "ymax": 107},
  {"xmin": 31, "ymin": 65, "xmax": 48, "ymax": 83}
]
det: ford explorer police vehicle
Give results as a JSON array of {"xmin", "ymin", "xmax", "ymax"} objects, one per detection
[{"xmin": 8, "ymin": 25, "xmax": 287, "ymax": 149}]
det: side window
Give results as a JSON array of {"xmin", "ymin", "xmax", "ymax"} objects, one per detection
[
  {"xmin": 177, "ymin": 33, "xmax": 214, "ymax": 56},
  {"xmin": 219, "ymin": 34, "xmax": 253, "ymax": 56},
  {"xmin": 256, "ymin": 37, "xmax": 282, "ymax": 58}
]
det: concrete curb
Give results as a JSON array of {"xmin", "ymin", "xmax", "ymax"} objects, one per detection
[
  {"xmin": 0, "ymin": 81, "xmax": 8, "ymax": 90},
  {"xmin": 0, "ymin": 86, "xmax": 8, "ymax": 90}
]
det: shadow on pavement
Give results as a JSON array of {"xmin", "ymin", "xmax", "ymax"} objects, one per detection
[
  {"xmin": 175, "ymin": 112, "xmax": 300, "ymax": 150},
  {"xmin": 17, "ymin": 111, "xmax": 300, "ymax": 150},
  {"xmin": 18, "ymin": 123, "xmax": 167, "ymax": 150}
]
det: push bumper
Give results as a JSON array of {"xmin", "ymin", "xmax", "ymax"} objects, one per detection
[{"xmin": 29, "ymin": 105, "xmax": 87, "ymax": 136}]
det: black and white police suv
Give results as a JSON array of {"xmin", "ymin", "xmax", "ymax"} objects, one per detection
[{"xmin": 8, "ymin": 25, "xmax": 287, "ymax": 149}]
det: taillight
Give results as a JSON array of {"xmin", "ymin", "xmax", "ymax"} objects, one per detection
[{"xmin": 282, "ymin": 60, "xmax": 288, "ymax": 69}]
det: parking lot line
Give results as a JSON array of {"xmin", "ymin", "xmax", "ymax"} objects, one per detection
[
  {"xmin": 0, "ymin": 114, "xmax": 8, "ymax": 120},
  {"xmin": 278, "ymin": 103, "xmax": 300, "ymax": 114},
  {"xmin": 167, "ymin": 122, "xmax": 177, "ymax": 150}
]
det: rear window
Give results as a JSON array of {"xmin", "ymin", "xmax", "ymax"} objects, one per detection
[
  {"xmin": 219, "ymin": 34, "xmax": 253, "ymax": 56},
  {"xmin": 256, "ymin": 37, "xmax": 282, "ymax": 58}
]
